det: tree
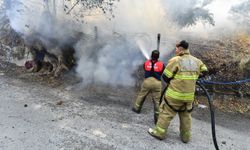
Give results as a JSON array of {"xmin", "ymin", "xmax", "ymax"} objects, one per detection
[
  {"xmin": 64, "ymin": 0, "xmax": 119, "ymax": 21},
  {"xmin": 163, "ymin": 0, "xmax": 215, "ymax": 27},
  {"xmin": 230, "ymin": 0, "xmax": 250, "ymax": 27}
]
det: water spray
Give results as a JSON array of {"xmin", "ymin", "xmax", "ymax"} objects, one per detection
[
  {"xmin": 137, "ymin": 33, "xmax": 161, "ymax": 60},
  {"xmin": 136, "ymin": 39, "xmax": 150, "ymax": 59}
]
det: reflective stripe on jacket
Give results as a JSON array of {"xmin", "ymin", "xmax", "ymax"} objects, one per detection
[{"xmin": 163, "ymin": 49, "xmax": 208, "ymax": 101}]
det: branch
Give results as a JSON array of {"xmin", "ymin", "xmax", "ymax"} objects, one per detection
[{"xmin": 66, "ymin": 0, "xmax": 80, "ymax": 14}]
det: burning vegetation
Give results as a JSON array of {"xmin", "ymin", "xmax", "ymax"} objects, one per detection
[
  {"xmin": 189, "ymin": 34, "xmax": 250, "ymax": 97},
  {"xmin": 0, "ymin": 0, "xmax": 250, "ymax": 99},
  {"xmin": 0, "ymin": 21, "xmax": 77, "ymax": 77}
]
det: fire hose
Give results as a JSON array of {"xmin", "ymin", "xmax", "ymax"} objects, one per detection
[
  {"xmin": 157, "ymin": 80, "xmax": 219, "ymax": 150},
  {"xmin": 196, "ymin": 81, "xmax": 219, "ymax": 150},
  {"xmin": 197, "ymin": 78, "xmax": 250, "ymax": 150},
  {"xmin": 157, "ymin": 78, "xmax": 250, "ymax": 150},
  {"xmin": 199, "ymin": 78, "xmax": 250, "ymax": 85},
  {"xmin": 151, "ymin": 33, "xmax": 249, "ymax": 149}
]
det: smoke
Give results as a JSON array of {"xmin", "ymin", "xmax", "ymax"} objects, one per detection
[
  {"xmin": 5, "ymin": 0, "xmax": 81, "ymax": 46},
  {"xmin": 180, "ymin": 0, "xmax": 250, "ymax": 37},
  {"xmin": 162, "ymin": 0, "xmax": 215, "ymax": 27},
  {"xmin": 75, "ymin": 0, "xmax": 176, "ymax": 86},
  {"xmin": 75, "ymin": 36, "xmax": 143, "ymax": 86},
  {"xmin": 3, "ymin": 0, "xmax": 250, "ymax": 86},
  {"xmin": 230, "ymin": 0, "xmax": 250, "ymax": 29}
]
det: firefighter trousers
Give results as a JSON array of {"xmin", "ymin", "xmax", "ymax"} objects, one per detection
[
  {"xmin": 154, "ymin": 96, "xmax": 193, "ymax": 142},
  {"xmin": 133, "ymin": 77, "xmax": 162, "ymax": 114}
]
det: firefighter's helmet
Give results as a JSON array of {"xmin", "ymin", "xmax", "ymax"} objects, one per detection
[
  {"xmin": 176, "ymin": 40, "xmax": 189, "ymax": 49},
  {"xmin": 151, "ymin": 50, "xmax": 159, "ymax": 60}
]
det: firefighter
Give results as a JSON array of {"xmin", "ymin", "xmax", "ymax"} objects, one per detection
[
  {"xmin": 132, "ymin": 50, "xmax": 165, "ymax": 122},
  {"xmin": 148, "ymin": 40, "xmax": 208, "ymax": 143}
]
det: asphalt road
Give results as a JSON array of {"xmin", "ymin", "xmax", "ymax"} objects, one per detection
[{"xmin": 0, "ymin": 73, "xmax": 250, "ymax": 150}]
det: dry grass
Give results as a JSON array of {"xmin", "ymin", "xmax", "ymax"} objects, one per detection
[{"xmin": 197, "ymin": 96, "xmax": 250, "ymax": 114}]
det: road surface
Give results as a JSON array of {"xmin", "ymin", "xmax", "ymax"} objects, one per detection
[{"xmin": 0, "ymin": 73, "xmax": 250, "ymax": 150}]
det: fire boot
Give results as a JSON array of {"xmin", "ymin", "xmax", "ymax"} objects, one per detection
[
  {"xmin": 180, "ymin": 130, "xmax": 191, "ymax": 143},
  {"xmin": 132, "ymin": 106, "xmax": 141, "ymax": 114},
  {"xmin": 148, "ymin": 126, "xmax": 166, "ymax": 140}
]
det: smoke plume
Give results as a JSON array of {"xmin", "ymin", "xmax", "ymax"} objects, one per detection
[
  {"xmin": 162, "ymin": 0, "xmax": 215, "ymax": 27},
  {"xmin": 3, "ymin": 0, "xmax": 250, "ymax": 86},
  {"xmin": 230, "ymin": 0, "xmax": 250, "ymax": 29}
]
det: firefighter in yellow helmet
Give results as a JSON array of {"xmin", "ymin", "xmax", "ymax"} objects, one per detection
[
  {"xmin": 132, "ymin": 50, "xmax": 165, "ymax": 123},
  {"xmin": 148, "ymin": 40, "xmax": 208, "ymax": 143}
]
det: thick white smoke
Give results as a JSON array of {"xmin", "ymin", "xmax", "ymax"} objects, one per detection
[
  {"xmin": 4, "ymin": 0, "xmax": 178, "ymax": 87},
  {"xmin": 74, "ymin": 0, "xmax": 178, "ymax": 86},
  {"xmin": 4, "ymin": 0, "xmax": 250, "ymax": 86},
  {"xmin": 181, "ymin": 0, "xmax": 249, "ymax": 37},
  {"xmin": 230, "ymin": 0, "xmax": 250, "ymax": 29},
  {"xmin": 75, "ymin": 36, "xmax": 143, "ymax": 86}
]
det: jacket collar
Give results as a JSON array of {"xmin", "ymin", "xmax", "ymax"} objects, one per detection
[
  {"xmin": 177, "ymin": 49, "xmax": 190, "ymax": 56},
  {"xmin": 183, "ymin": 49, "xmax": 190, "ymax": 54}
]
